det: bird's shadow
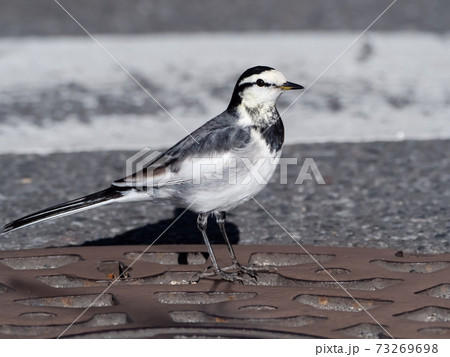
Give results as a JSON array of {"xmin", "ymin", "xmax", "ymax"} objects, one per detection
[{"xmin": 81, "ymin": 208, "xmax": 240, "ymax": 246}]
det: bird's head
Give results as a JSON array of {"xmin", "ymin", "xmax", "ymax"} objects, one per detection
[{"xmin": 228, "ymin": 66, "xmax": 303, "ymax": 112}]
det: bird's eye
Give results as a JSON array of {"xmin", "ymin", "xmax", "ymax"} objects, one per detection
[{"xmin": 256, "ymin": 79, "xmax": 265, "ymax": 87}]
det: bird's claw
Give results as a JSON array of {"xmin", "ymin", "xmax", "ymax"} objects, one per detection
[
  {"xmin": 190, "ymin": 266, "xmax": 258, "ymax": 284},
  {"xmin": 223, "ymin": 263, "xmax": 276, "ymax": 277}
]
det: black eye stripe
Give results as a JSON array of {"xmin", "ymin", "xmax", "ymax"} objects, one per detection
[
  {"xmin": 236, "ymin": 81, "xmax": 275, "ymax": 93},
  {"xmin": 256, "ymin": 82, "xmax": 274, "ymax": 87},
  {"xmin": 237, "ymin": 83, "xmax": 253, "ymax": 92}
]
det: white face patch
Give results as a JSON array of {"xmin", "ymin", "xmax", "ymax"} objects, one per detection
[{"xmin": 238, "ymin": 70, "xmax": 288, "ymax": 109}]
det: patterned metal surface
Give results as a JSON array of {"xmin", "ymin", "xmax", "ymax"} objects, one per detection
[{"xmin": 0, "ymin": 245, "xmax": 449, "ymax": 338}]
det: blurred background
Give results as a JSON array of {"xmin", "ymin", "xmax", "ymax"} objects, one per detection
[
  {"xmin": 0, "ymin": 0, "xmax": 449, "ymax": 252},
  {"xmin": 0, "ymin": 0, "xmax": 449, "ymax": 152}
]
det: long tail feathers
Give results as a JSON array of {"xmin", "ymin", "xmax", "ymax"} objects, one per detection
[{"xmin": 2, "ymin": 187, "xmax": 124, "ymax": 235}]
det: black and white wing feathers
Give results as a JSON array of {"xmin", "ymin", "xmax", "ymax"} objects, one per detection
[{"xmin": 113, "ymin": 112, "xmax": 251, "ymax": 189}]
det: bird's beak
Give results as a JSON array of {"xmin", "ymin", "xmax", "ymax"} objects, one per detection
[{"xmin": 280, "ymin": 81, "xmax": 304, "ymax": 90}]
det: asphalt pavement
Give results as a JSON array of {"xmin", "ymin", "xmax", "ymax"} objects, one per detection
[{"xmin": 0, "ymin": 0, "xmax": 448, "ymax": 255}]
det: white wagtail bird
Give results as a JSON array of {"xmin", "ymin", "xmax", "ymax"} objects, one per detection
[{"xmin": 2, "ymin": 66, "xmax": 303, "ymax": 282}]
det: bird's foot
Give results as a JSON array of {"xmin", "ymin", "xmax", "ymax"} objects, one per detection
[
  {"xmin": 189, "ymin": 267, "xmax": 256, "ymax": 284},
  {"xmin": 189, "ymin": 266, "xmax": 214, "ymax": 283},
  {"xmin": 222, "ymin": 263, "xmax": 276, "ymax": 279}
]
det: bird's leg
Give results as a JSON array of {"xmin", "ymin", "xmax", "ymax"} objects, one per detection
[
  {"xmin": 215, "ymin": 211, "xmax": 241, "ymax": 266},
  {"xmin": 215, "ymin": 211, "xmax": 270, "ymax": 278},
  {"xmin": 190, "ymin": 212, "xmax": 248, "ymax": 283}
]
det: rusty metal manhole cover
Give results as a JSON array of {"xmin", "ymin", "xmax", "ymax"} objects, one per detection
[{"xmin": 0, "ymin": 245, "xmax": 449, "ymax": 338}]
